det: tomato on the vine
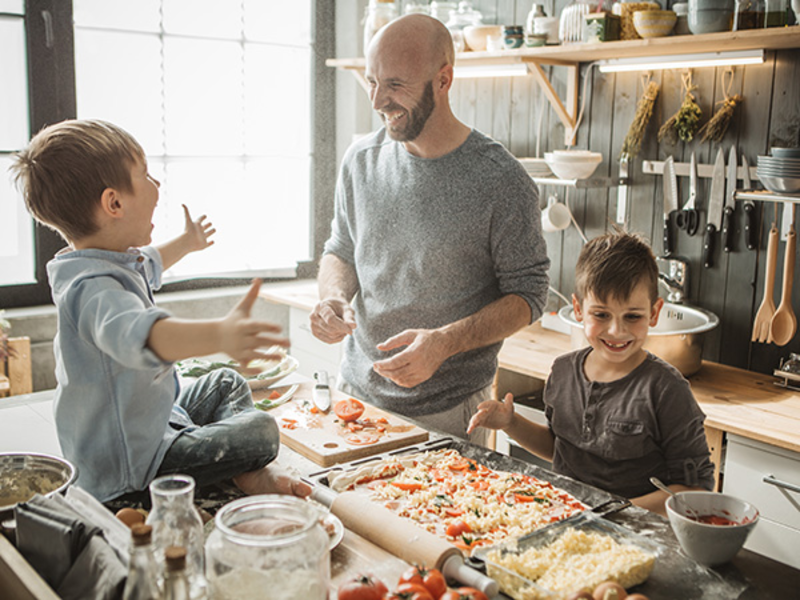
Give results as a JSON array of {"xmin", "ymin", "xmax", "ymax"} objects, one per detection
[
  {"xmin": 440, "ymin": 587, "xmax": 489, "ymax": 600},
  {"xmin": 390, "ymin": 582, "xmax": 434, "ymax": 600},
  {"xmin": 398, "ymin": 565, "xmax": 447, "ymax": 599},
  {"xmin": 336, "ymin": 573, "xmax": 388, "ymax": 600}
]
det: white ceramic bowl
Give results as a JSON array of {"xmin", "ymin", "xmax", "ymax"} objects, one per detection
[
  {"xmin": 544, "ymin": 151, "xmax": 602, "ymax": 179},
  {"xmin": 666, "ymin": 491, "xmax": 759, "ymax": 567},
  {"xmin": 463, "ymin": 25, "xmax": 502, "ymax": 51},
  {"xmin": 633, "ymin": 10, "xmax": 677, "ymax": 38}
]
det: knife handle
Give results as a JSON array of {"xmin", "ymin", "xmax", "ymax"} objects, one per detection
[
  {"xmin": 743, "ymin": 202, "xmax": 757, "ymax": 250},
  {"xmin": 663, "ymin": 215, "xmax": 672, "ymax": 256},
  {"xmin": 703, "ymin": 223, "xmax": 716, "ymax": 268},
  {"xmin": 722, "ymin": 206, "xmax": 734, "ymax": 253}
]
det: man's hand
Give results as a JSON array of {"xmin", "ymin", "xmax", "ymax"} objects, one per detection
[
  {"xmin": 309, "ymin": 298, "xmax": 357, "ymax": 344},
  {"xmin": 467, "ymin": 392, "xmax": 515, "ymax": 434},
  {"xmin": 372, "ymin": 328, "xmax": 450, "ymax": 388},
  {"xmin": 181, "ymin": 204, "xmax": 216, "ymax": 253},
  {"xmin": 220, "ymin": 279, "xmax": 288, "ymax": 374}
]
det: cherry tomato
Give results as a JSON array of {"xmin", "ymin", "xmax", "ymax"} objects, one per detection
[
  {"xmin": 398, "ymin": 566, "xmax": 447, "ymax": 599},
  {"xmin": 446, "ymin": 519, "xmax": 472, "ymax": 538},
  {"xmin": 440, "ymin": 588, "xmax": 489, "ymax": 600},
  {"xmin": 337, "ymin": 573, "xmax": 388, "ymax": 600},
  {"xmin": 335, "ymin": 397, "xmax": 365, "ymax": 422},
  {"xmin": 393, "ymin": 582, "xmax": 434, "ymax": 600}
]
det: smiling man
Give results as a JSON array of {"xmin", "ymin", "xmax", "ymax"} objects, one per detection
[{"xmin": 310, "ymin": 14, "xmax": 550, "ymax": 445}]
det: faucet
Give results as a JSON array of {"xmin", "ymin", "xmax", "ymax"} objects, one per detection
[{"xmin": 656, "ymin": 256, "xmax": 688, "ymax": 304}]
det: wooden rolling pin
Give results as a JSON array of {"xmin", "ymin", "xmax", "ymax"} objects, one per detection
[{"xmin": 330, "ymin": 490, "xmax": 498, "ymax": 597}]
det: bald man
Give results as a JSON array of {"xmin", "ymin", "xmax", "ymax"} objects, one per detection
[{"xmin": 310, "ymin": 14, "xmax": 549, "ymax": 445}]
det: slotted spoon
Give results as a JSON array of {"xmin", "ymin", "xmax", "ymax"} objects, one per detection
[
  {"xmin": 770, "ymin": 204, "xmax": 797, "ymax": 346},
  {"xmin": 752, "ymin": 206, "xmax": 779, "ymax": 343}
]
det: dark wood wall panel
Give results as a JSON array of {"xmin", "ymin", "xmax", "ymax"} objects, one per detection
[{"xmin": 451, "ymin": 1, "xmax": 800, "ymax": 373}]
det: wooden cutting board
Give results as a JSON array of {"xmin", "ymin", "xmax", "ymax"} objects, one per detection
[{"xmin": 255, "ymin": 382, "xmax": 428, "ymax": 467}]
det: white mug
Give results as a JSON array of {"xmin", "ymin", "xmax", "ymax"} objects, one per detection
[{"xmin": 541, "ymin": 196, "xmax": 571, "ymax": 233}]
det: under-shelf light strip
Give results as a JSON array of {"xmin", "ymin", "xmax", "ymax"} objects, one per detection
[
  {"xmin": 453, "ymin": 63, "xmax": 530, "ymax": 78},
  {"xmin": 597, "ymin": 50, "xmax": 764, "ymax": 73}
]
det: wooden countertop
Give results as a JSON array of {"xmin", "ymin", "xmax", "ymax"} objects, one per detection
[{"xmin": 260, "ymin": 280, "xmax": 800, "ymax": 455}]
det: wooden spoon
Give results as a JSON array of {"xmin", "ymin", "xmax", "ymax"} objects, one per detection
[
  {"xmin": 751, "ymin": 214, "xmax": 779, "ymax": 343},
  {"xmin": 770, "ymin": 205, "xmax": 797, "ymax": 346}
]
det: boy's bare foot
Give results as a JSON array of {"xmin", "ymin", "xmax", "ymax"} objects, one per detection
[{"xmin": 233, "ymin": 464, "xmax": 312, "ymax": 498}]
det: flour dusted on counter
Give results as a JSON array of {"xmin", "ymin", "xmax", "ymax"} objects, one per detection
[{"xmin": 209, "ymin": 568, "xmax": 326, "ymax": 600}]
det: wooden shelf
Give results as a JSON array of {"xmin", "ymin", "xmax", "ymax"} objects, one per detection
[{"xmin": 327, "ymin": 26, "xmax": 800, "ymax": 146}]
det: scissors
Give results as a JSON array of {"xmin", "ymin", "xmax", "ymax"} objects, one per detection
[{"xmin": 675, "ymin": 151, "xmax": 700, "ymax": 236}]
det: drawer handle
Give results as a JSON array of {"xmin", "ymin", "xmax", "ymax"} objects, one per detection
[{"xmin": 763, "ymin": 474, "xmax": 800, "ymax": 495}]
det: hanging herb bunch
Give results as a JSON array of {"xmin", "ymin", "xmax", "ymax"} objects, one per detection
[
  {"xmin": 699, "ymin": 68, "xmax": 742, "ymax": 143},
  {"xmin": 621, "ymin": 77, "xmax": 660, "ymax": 160},
  {"xmin": 658, "ymin": 71, "xmax": 703, "ymax": 145}
]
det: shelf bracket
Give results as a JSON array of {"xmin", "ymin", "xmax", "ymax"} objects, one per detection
[{"xmin": 524, "ymin": 60, "xmax": 578, "ymax": 147}]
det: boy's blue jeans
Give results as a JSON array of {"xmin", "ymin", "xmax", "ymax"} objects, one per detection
[{"xmin": 157, "ymin": 369, "xmax": 279, "ymax": 487}]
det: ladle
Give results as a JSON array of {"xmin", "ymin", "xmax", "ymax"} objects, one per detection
[
  {"xmin": 650, "ymin": 477, "xmax": 695, "ymax": 518},
  {"xmin": 770, "ymin": 204, "xmax": 797, "ymax": 346}
]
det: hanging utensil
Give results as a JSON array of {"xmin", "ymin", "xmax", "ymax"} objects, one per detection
[
  {"xmin": 751, "ymin": 205, "xmax": 780, "ymax": 343},
  {"xmin": 769, "ymin": 204, "xmax": 797, "ymax": 346},
  {"xmin": 741, "ymin": 155, "xmax": 757, "ymax": 250},
  {"xmin": 704, "ymin": 148, "xmax": 726, "ymax": 268},
  {"xmin": 722, "ymin": 145, "xmax": 738, "ymax": 253},
  {"xmin": 662, "ymin": 156, "xmax": 679, "ymax": 256}
]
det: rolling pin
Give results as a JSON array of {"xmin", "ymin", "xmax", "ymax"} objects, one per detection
[{"xmin": 328, "ymin": 490, "xmax": 499, "ymax": 597}]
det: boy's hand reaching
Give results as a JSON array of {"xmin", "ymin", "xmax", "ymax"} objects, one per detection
[
  {"xmin": 220, "ymin": 279, "xmax": 289, "ymax": 375},
  {"xmin": 181, "ymin": 204, "xmax": 216, "ymax": 253},
  {"xmin": 467, "ymin": 392, "xmax": 516, "ymax": 434}
]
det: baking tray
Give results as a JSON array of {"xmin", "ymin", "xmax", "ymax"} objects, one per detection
[{"xmin": 473, "ymin": 510, "xmax": 663, "ymax": 600}]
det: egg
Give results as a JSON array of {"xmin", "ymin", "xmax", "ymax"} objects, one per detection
[
  {"xmin": 115, "ymin": 507, "xmax": 146, "ymax": 528},
  {"xmin": 593, "ymin": 582, "xmax": 627, "ymax": 600},
  {"xmin": 626, "ymin": 595, "xmax": 650, "ymax": 600},
  {"xmin": 567, "ymin": 591, "xmax": 594, "ymax": 600}
]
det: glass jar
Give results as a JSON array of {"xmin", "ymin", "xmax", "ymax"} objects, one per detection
[
  {"xmin": 146, "ymin": 475, "xmax": 207, "ymax": 600},
  {"xmin": 430, "ymin": 1, "xmax": 458, "ymax": 22},
  {"xmin": 526, "ymin": 4, "xmax": 547, "ymax": 34},
  {"xmin": 364, "ymin": 1, "xmax": 398, "ymax": 54},
  {"xmin": 763, "ymin": 0, "xmax": 787, "ymax": 25},
  {"xmin": 205, "ymin": 495, "xmax": 330, "ymax": 600},
  {"xmin": 445, "ymin": 1, "xmax": 483, "ymax": 52}
]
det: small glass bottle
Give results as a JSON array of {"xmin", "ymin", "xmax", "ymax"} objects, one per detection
[
  {"xmin": 163, "ymin": 546, "xmax": 191, "ymax": 600},
  {"xmin": 146, "ymin": 474, "xmax": 207, "ymax": 600},
  {"xmin": 122, "ymin": 524, "xmax": 161, "ymax": 600}
]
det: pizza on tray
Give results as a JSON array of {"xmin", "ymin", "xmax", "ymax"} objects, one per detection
[{"xmin": 329, "ymin": 448, "xmax": 588, "ymax": 553}]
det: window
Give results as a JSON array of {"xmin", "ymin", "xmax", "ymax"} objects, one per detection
[{"xmin": 0, "ymin": 0, "xmax": 333, "ymax": 309}]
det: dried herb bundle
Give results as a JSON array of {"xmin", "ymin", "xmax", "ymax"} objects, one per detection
[
  {"xmin": 621, "ymin": 80, "xmax": 660, "ymax": 160},
  {"xmin": 658, "ymin": 74, "xmax": 702, "ymax": 145},
  {"xmin": 698, "ymin": 94, "xmax": 743, "ymax": 144}
]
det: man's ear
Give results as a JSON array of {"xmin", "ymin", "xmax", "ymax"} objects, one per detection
[
  {"xmin": 437, "ymin": 63, "xmax": 454, "ymax": 92},
  {"xmin": 99, "ymin": 187, "xmax": 123, "ymax": 219},
  {"xmin": 571, "ymin": 293, "xmax": 583, "ymax": 322}
]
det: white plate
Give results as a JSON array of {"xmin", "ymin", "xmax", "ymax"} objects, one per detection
[
  {"xmin": 247, "ymin": 356, "xmax": 299, "ymax": 390},
  {"xmin": 324, "ymin": 513, "xmax": 344, "ymax": 550},
  {"xmin": 176, "ymin": 354, "xmax": 299, "ymax": 390},
  {"xmin": 254, "ymin": 383, "xmax": 299, "ymax": 410}
]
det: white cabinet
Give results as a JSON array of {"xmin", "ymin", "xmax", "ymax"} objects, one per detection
[
  {"xmin": 288, "ymin": 306, "xmax": 344, "ymax": 379},
  {"xmin": 723, "ymin": 434, "xmax": 800, "ymax": 569}
]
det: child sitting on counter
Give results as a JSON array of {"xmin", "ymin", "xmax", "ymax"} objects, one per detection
[
  {"xmin": 468, "ymin": 231, "xmax": 714, "ymax": 515},
  {"xmin": 11, "ymin": 119, "xmax": 311, "ymax": 503}
]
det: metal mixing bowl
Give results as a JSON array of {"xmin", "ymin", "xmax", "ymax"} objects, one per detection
[{"xmin": 0, "ymin": 453, "xmax": 78, "ymax": 512}]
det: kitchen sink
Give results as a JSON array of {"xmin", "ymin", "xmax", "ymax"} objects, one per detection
[{"xmin": 558, "ymin": 303, "xmax": 719, "ymax": 377}]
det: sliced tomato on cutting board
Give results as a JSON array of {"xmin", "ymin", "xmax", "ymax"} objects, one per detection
[{"xmin": 334, "ymin": 397, "xmax": 365, "ymax": 422}]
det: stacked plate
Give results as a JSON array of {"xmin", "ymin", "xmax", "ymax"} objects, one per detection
[
  {"xmin": 517, "ymin": 157, "xmax": 554, "ymax": 179},
  {"xmin": 757, "ymin": 148, "xmax": 800, "ymax": 194}
]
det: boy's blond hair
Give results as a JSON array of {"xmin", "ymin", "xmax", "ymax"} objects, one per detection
[
  {"xmin": 574, "ymin": 231, "xmax": 659, "ymax": 305},
  {"xmin": 10, "ymin": 119, "xmax": 145, "ymax": 242}
]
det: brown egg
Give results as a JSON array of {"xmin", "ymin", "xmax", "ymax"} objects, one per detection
[
  {"xmin": 567, "ymin": 591, "xmax": 594, "ymax": 600},
  {"xmin": 626, "ymin": 595, "xmax": 649, "ymax": 600},
  {"xmin": 593, "ymin": 582, "xmax": 627, "ymax": 600},
  {"xmin": 115, "ymin": 507, "xmax": 146, "ymax": 528}
]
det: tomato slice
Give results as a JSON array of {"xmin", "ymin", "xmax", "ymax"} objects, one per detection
[
  {"xmin": 446, "ymin": 519, "xmax": 472, "ymax": 538},
  {"xmin": 334, "ymin": 397, "xmax": 365, "ymax": 422},
  {"xmin": 346, "ymin": 432, "xmax": 379, "ymax": 445},
  {"xmin": 391, "ymin": 481, "xmax": 423, "ymax": 492}
]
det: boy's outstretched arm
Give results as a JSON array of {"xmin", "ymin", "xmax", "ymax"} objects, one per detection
[
  {"xmin": 467, "ymin": 393, "xmax": 556, "ymax": 461},
  {"xmin": 632, "ymin": 484, "xmax": 705, "ymax": 517},
  {"xmin": 147, "ymin": 279, "xmax": 288, "ymax": 368},
  {"xmin": 157, "ymin": 204, "xmax": 216, "ymax": 270}
]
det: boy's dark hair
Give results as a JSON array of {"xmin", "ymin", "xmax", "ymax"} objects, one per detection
[
  {"xmin": 574, "ymin": 230, "xmax": 659, "ymax": 305},
  {"xmin": 10, "ymin": 119, "xmax": 145, "ymax": 242}
]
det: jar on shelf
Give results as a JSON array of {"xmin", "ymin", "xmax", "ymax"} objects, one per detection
[
  {"xmin": 364, "ymin": 0, "xmax": 398, "ymax": 54},
  {"xmin": 146, "ymin": 474, "xmax": 207, "ymax": 600},
  {"xmin": 445, "ymin": 1, "xmax": 483, "ymax": 52},
  {"xmin": 403, "ymin": 1, "xmax": 430, "ymax": 15},
  {"xmin": 205, "ymin": 495, "xmax": 330, "ymax": 600},
  {"xmin": 430, "ymin": 1, "xmax": 458, "ymax": 22},
  {"xmin": 525, "ymin": 3, "xmax": 547, "ymax": 34},
  {"xmin": 763, "ymin": 0, "xmax": 787, "ymax": 26}
]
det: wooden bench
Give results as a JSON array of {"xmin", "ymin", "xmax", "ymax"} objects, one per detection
[{"xmin": 0, "ymin": 337, "xmax": 33, "ymax": 398}]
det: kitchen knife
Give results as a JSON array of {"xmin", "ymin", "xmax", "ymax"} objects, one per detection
[
  {"xmin": 313, "ymin": 370, "xmax": 331, "ymax": 412},
  {"xmin": 704, "ymin": 148, "xmax": 726, "ymax": 268},
  {"xmin": 662, "ymin": 156, "xmax": 679, "ymax": 256},
  {"xmin": 722, "ymin": 145, "xmax": 738, "ymax": 253},
  {"xmin": 742, "ymin": 155, "xmax": 757, "ymax": 250}
]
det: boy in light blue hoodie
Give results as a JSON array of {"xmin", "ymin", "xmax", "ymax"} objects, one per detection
[{"xmin": 11, "ymin": 119, "xmax": 310, "ymax": 502}]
